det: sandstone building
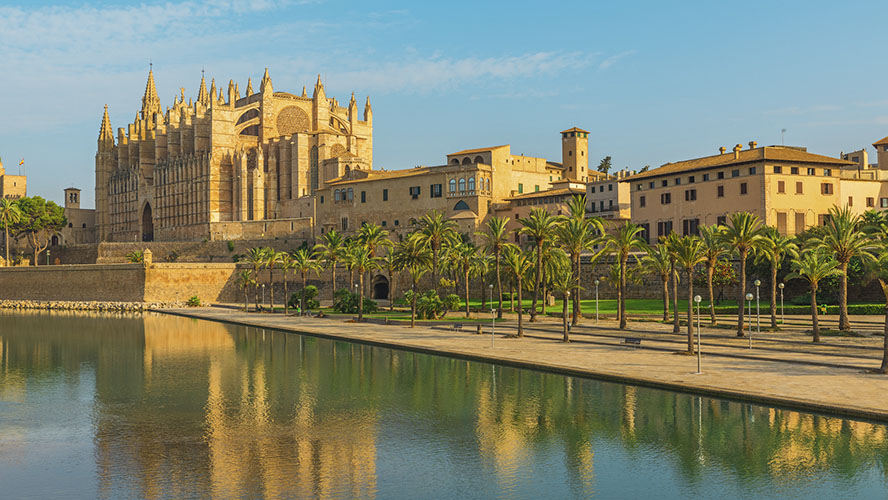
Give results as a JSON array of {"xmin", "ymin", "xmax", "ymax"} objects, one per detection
[
  {"xmin": 0, "ymin": 157, "xmax": 27, "ymax": 199},
  {"xmin": 96, "ymin": 68, "xmax": 371, "ymax": 242},
  {"xmin": 58, "ymin": 188, "xmax": 96, "ymax": 246}
]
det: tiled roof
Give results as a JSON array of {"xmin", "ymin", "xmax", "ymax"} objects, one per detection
[
  {"xmin": 561, "ymin": 127, "xmax": 590, "ymax": 134},
  {"xmin": 449, "ymin": 145, "xmax": 509, "ymax": 156},
  {"xmin": 625, "ymin": 146, "xmax": 854, "ymax": 181},
  {"xmin": 504, "ymin": 187, "xmax": 585, "ymax": 201},
  {"xmin": 324, "ymin": 167, "xmax": 438, "ymax": 186},
  {"xmin": 873, "ymin": 135, "xmax": 888, "ymax": 147}
]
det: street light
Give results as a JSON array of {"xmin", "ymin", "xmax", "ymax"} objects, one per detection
[
  {"xmin": 490, "ymin": 308, "xmax": 495, "ymax": 349},
  {"xmin": 694, "ymin": 294, "xmax": 702, "ymax": 374},
  {"xmin": 594, "ymin": 279, "xmax": 600, "ymax": 323},
  {"xmin": 745, "ymin": 292, "xmax": 754, "ymax": 348},
  {"xmin": 778, "ymin": 283, "xmax": 785, "ymax": 326},
  {"xmin": 754, "ymin": 279, "xmax": 761, "ymax": 337},
  {"xmin": 261, "ymin": 284, "xmax": 266, "ymax": 311},
  {"xmin": 489, "ymin": 284, "xmax": 494, "ymax": 311},
  {"xmin": 46, "ymin": 249, "xmax": 50, "ymax": 266}
]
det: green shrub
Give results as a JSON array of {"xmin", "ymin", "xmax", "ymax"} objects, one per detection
[
  {"xmin": 227, "ymin": 241, "xmax": 235, "ymax": 252},
  {"xmin": 125, "ymin": 250, "xmax": 143, "ymax": 263},
  {"xmin": 288, "ymin": 286, "xmax": 319, "ymax": 310},
  {"xmin": 333, "ymin": 289, "xmax": 377, "ymax": 314},
  {"xmin": 165, "ymin": 250, "xmax": 179, "ymax": 262},
  {"xmin": 411, "ymin": 290, "xmax": 460, "ymax": 319},
  {"xmin": 186, "ymin": 296, "xmax": 201, "ymax": 307}
]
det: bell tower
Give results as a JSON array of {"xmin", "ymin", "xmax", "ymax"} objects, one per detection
[{"xmin": 561, "ymin": 127, "xmax": 589, "ymax": 181}]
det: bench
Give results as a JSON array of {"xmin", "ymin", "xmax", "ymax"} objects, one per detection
[
  {"xmin": 620, "ymin": 337, "xmax": 642, "ymax": 348},
  {"xmin": 451, "ymin": 323, "xmax": 464, "ymax": 332}
]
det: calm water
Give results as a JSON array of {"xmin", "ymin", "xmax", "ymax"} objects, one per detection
[{"xmin": 1, "ymin": 312, "xmax": 887, "ymax": 499}]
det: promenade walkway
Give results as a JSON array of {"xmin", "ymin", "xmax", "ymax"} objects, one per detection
[{"xmin": 159, "ymin": 306, "xmax": 888, "ymax": 422}]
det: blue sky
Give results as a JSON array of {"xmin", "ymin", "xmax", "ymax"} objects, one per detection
[{"xmin": 2, "ymin": 0, "xmax": 888, "ymax": 207}]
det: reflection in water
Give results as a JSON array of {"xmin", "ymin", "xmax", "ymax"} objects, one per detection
[{"xmin": 1, "ymin": 310, "xmax": 888, "ymax": 499}]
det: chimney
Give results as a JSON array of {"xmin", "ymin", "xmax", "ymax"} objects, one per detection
[
  {"xmin": 733, "ymin": 144, "xmax": 742, "ymax": 159},
  {"xmin": 719, "ymin": 146, "xmax": 726, "ymax": 155},
  {"xmin": 749, "ymin": 141, "xmax": 757, "ymax": 149}
]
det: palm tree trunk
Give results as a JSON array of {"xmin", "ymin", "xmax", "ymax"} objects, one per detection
[
  {"xmin": 880, "ymin": 301, "xmax": 888, "ymax": 373},
  {"xmin": 812, "ymin": 286, "xmax": 820, "ymax": 343},
  {"xmin": 269, "ymin": 267, "xmax": 275, "ymax": 313},
  {"xmin": 464, "ymin": 268, "xmax": 470, "ymax": 318},
  {"xmin": 671, "ymin": 263, "xmax": 680, "ymax": 334},
  {"xmin": 432, "ymin": 245, "xmax": 439, "ymax": 294},
  {"xmin": 331, "ymin": 263, "xmax": 337, "ymax": 304},
  {"xmin": 619, "ymin": 255, "xmax": 628, "ymax": 330},
  {"xmin": 662, "ymin": 273, "xmax": 669, "ymax": 322},
  {"xmin": 255, "ymin": 284, "xmax": 260, "ymax": 311},
  {"xmin": 707, "ymin": 263, "xmax": 716, "ymax": 325},
  {"xmin": 496, "ymin": 249, "xmax": 503, "ymax": 319},
  {"xmin": 530, "ymin": 243, "xmax": 542, "ymax": 322},
  {"xmin": 244, "ymin": 288, "xmax": 248, "ymax": 312},
  {"xmin": 4, "ymin": 226, "xmax": 8, "ymax": 265},
  {"xmin": 770, "ymin": 262, "xmax": 778, "ymax": 329},
  {"xmin": 509, "ymin": 281, "xmax": 515, "ymax": 312},
  {"xmin": 541, "ymin": 269, "xmax": 548, "ymax": 316},
  {"xmin": 411, "ymin": 278, "xmax": 417, "ymax": 328},
  {"xmin": 517, "ymin": 278, "xmax": 525, "ymax": 337},
  {"xmin": 284, "ymin": 270, "xmax": 289, "ymax": 315},
  {"xmin": 389, "ymin": 269, "xmax": 396, "ymax": 312},
  {"xmin": 562, "ymin": 291, "xmax": 569, "ymax": 342},
  {"xmin": 302, "ymin": 272, "xmax": 308, "ymax": 315},
  {"xmin": 839, "ymin": 261, "xmax": 850, "ymax": 331},
  {"xmin": 687, "ymin": 275, "xmax": 694, "ymax": 353},
  {"xmin": 358, "ymin": 271, "xmax": 364, "ymax": 321},
  {"xmin": 737, "ymin": 249, "xmax": 747, "ymax": 337},
  {"xmin": 572, "ymin": 253, "xmax": 581, "ymax": 326}
]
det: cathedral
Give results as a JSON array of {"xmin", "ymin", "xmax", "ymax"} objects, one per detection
[{"xmin": 95, "ymin": 67, "xmax": 373, "ymax": 242}]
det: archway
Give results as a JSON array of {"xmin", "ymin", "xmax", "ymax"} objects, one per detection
[
  {"xmin": 51, "ymin": 235, "xmax": 59, "ymax": 246},
  {"xmin": 372, "ymin": 275, "xmax": 390, "ymax": 300},
  {"xmin": 142, "ymin": 203, "xmax": 154, "ymax": 242}
]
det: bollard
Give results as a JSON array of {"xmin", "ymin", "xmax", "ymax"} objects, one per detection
[{"xmin": 476, "ymin": 324, "xmax": 482, "ymax": 335}]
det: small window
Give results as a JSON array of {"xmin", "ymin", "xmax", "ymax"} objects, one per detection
[
  {"xmin": 790, "ymin": 167, "xmax": 799, "ymax": 175},
  {"xmin": 717, "ymin": 185, "xmax": 724, "ymax": 198},
  {"xmin": 675, "ymin": 178, "xmax": 682, "ymax": 185},
  {"xmin": 749, "ymin": 167, "xmax": 757, "ymax": 175},
  {"xmin": 608, "ymin": 184, "xmax": 613, "ymax": 191},
  {"xmin": 740, "ymin": 183, "xmax": 747, "ymax": 195},
  {"xmin": 382, "ymin": 221, "xmax": 387, "ymax": 227},
  {"xmin": 881, "ymin": 198, "xmax": 888, "ymax": 208},
  {"xmin": 821, "ymin": 183, "xmax": 833, "ymax": 195},
  {"xmin": 518, "ymin": 183, "xmax": 523, "ymax": 194},
  {"xmin": 717, "ymin": 216, "xmax": 727, "ymax": 226},
  {"xmin": 731, "ymin": 169, "xmax": 740, "ymax": 177},
  {"xmin": 661, "ymin": 192, "xmax": 671, "ymax": 204},
  {"xmin": 458, "ymin": 178, "xmax": 466, "ymax": 192},
  {"xmin": 824, "ymin": 168, "xmax": 832, "ymax": 176},
  {"xmin": 82, "ymin": 223, "xmax": 86, "ymax": 228},
  {"xmin": 534, "ymin": 185, "xmax": 540, "ymax": 192},
  {"xmin": 807, "ymin": 168, "xmax": 816, "ymax": 176},
  {"xmin": 320, "ymin": 195, "xmax": 324, "ymax": 203},
  {"xmin": 334, "ymin": 190, "xmax": 341, "ymax": 201},
  {"xmin": 394, "ymin": 220, "xmax": 400, "ymax": 226},
  {"xmin": 777, "ymin": 180, "xmax": 785, "ymax": 193},
  {"xmin": 599, "ymin": 185, "xmax": 605, "ymax": 192},
  {"xmin": 867, "ymin": 197, "xmax": 875, "ymax": 207},
  {"xmin": 685, "ymin": 189, "xmax": 697, "ymax": 201},
  {"xmin": 773, "ymin": 166, "xmax": 783, "ymax": 173},
  {"xmin": 468, "ymin": 178, "xmax": 475, "ymax": 192},
  {"xmin": 431, "ymin": 184, "xmax": 442, "ymax": 198},
  {"xmin": 688, "ymin": 176, "xmax": 695, "ymax": 184},
  {"xmin": 636, "ymin": 184, "xmax": 643, "ymax": 191},
  {"xmin": 702, "ymin": 174, "xmax": 710, "ymax": 181},
  {"xmin": 347, "ymin": 188, "xmax": 354, "ymax": 201},
  {"xmin": 639, "ymin": 195, "xmax": 646, "ymax": 207},
  {"xmin": 796, "ymin": 182, "xmax": 803, "ymax": 194},
  {"xmin": 383, "ymin": 188, "xmax": 388, "ymax": 201},
  {"xmin": 848, "ymin": 196, "xmax": 853, "ymax": 207},
  {"xmin": 449, "ymin": 179, "xmax": 456, "ymax": 192},
  {"xmin": 717, "ymin": 171, "xmax": 725, "ymax": 180},
  {"xmin": 361, "ymin": 191, "xmax": 366, "ymax": 203},
  {"xmin": 649, "ymin": 181, "xmax": 655, "ymax": 189},
  {"xmin": 661, "ymin": 180, "xmax": 668, "ymax": 187}
]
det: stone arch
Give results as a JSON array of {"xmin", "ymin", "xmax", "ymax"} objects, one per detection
[
  {"xmin": 51, "ymin": 235, "xmax": 59, "ymax": 246},
  {"xmin": 454, "ymin": 200, "xmax": 470, "ymax": 211},
  {"xmin": 462, "ymin": 157, "xmax": 472, "ymax": 165},
  {"xmin": 449, "ymin": 179, "xmax": 457, "ymax": 192},
  {"xmin": 450, "ymin": 158, "xmax": 460, "ymax": 166},
  {"xmin": 236, "ymin": 108, "xmax": 259, "ymax": 125},
  {"xmin": 372, "ymin": 274, "xmax": 390, "ymax": 300},
  {"xmin": 276, "ymin": 106, "xmax": 310, "ymax": 135},
  {"xmin": 141, "ymin": 202, "xmax": 154, "ymax": 242},
  {"xmin": 458, "ymin": 178, "xmax": 466, "ymax": 192},
  {"xmin": 468, "ymin": 177, "xmax": 475, "ymax": 192},
  {"xmin": 473, "ymin": 155, "xmax": 484, "ymax": 164}
]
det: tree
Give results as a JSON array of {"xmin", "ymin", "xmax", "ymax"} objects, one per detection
[
  {"xmin": 809, "ymin": 206, "xmax": 876, "ymax": 331},
  {"xmin": 597, "ymin": 156, "xmax": 612, "ymax": 174},
  {"xmin": 415, "ymin": 210, "xmax": 458, "ymax": 294},
  {"xmin": 265, "ymin": 250, "xmax": 285, "ymax": 312},
  {"xmin": 518, "ymin": 208, "xmax": 561, "ymax": 322},
  {"xmin": 0, "ymin": 198, "xmax": 22, "ymax": 265},
  {"xmin": 315, "ymin": 230, "xmax": 346, "ymax": 304},
  {"xmin": 721, "ymin": 212, "xmax": 765, "ymax": 336},
  {"xmin": 478, "ymin": 215, "xmax": 511, "ymax": 319},
  {"xmin": 357, "ymin": 222, "xmax": 391, "ymax": 294},
  {"xmin": 663, "ymin": 233, "xmax": 682, "ymax": 334},
  {"xmin": 502, "ymin": 244, "xmax": 533, "ymax": 337},
  {"xmin": 393, "ymin": 234, "xmax": 432, "ymax": 327},
  {"xmin": 12, "ymin": 196, "xmax": 66, "ymax": 266},
  {"xmin": 350, "ymin": 246, "xmax": 379, "ymax": 321},
  {"xmin": 672, "ymin": 235, "xmax": 707, "ymax": 353},
  {"xmin": 755, "ymin": 228, "xmax": 798, "ymax": 329},
  {"xmin": 125, "ymin": 250, "xmax": 144, "ymax": 263},
  {"xmin": 237, "ymin": 270, "xmax": 256, "ymax": 312},
  {"xmin": 605, "ymin": 222, "xmax": 647, "ymax": 329},
  {"xmin": 451, "ymin": 242, "xmax": 477, "ymax": 318},
  {"xmin": 548, "ymin": 256, "xmax": 575, "ymax": 342},
  {"xmin": 555, "ymin": 194, "xmax": 604, "ymax": 326},
  {"xmin": 279, "ymin": 252, "xmax": 294, "ymax": 315},
  {"xmin": 642, "ymin": 244, "xmax": 672, "ymax": 321},
  {"xmin": 242, "ymin": 247, "xmax": 270, "ymax": 310},
  {"xmin": 698, "ymin": 224, "xmax": 727, "ymax": 325},
  {"xmin": 291, "ymin": 248, "xmax": 321, "ymax": 314},
  {"xmin": 869, "ymin": 247, "xmax": 888, "ymax": 373},
  {"xmin": 378, "ymin": 250, "xmax": 399, "ymax": 312},
  {"xmin": 788, "ymin": 249, "xmax": 841, "ymax": 343}
]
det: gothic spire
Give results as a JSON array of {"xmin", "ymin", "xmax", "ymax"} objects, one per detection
[
  {"xmin": 141, "ymin": 65, "xmax": 161, "ymax": 118},
  {"xmin": 312, "ymin": 74, "xmax": 325, "ymax": 100},
  {"xmin": 98, "ymin": 104, "xmax": 114, "ymax": 146},
  {"xmin": 197, "ymin": 71, "xmax": 209, "ymax": 106},
  {"xmin": 302, "ymin": 85, "xmax": 307, "ymax": 97},
  {"xmin": 245, "ymin": 77, "xmax": 253, "ymax": 96},
  {"xmin": 260, "ymin": 67, "xmax": 273, "ymax": 94},
  {"xmin": 363, "ymin": 95, "xmax": 372, "ymax": 121},
  {"xmin": 210, "ymin": 78, "xmax": 217, "ymax": 101}
]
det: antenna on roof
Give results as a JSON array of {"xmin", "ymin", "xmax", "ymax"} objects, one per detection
[{"xmin": 781, "ymin": 128, "xmax": 787, "ymax": 145}]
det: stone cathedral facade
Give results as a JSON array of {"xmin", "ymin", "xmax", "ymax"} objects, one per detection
[{"xmin": 95, "ymin": 68, "xmax": 373, "ymax": 242}]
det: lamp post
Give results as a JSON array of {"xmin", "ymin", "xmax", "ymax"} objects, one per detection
[
  {"xmin": 754, "ymin": 279, "xmax": 761, "ymax": 337},
  {"xmin": 490, "ymin": 308, "xmax": 495, "ymax": 349},
  {"xmin": 694, "ymin": 294, "xmax": 702, "ymax": 374},
  {"xmin": 746, "ymin": 292, "xmax": 754, "ymax": 348},
  {"xmin": 46, "ymin": 249, "xmax": 50, "ymax": 266},
  {"xmin": 489, "ymin": 284, "xmax": 494, "ymax": 311},
  {"xmin": 594, "ymin": 279, "xmax": 600, "ymax": 323},
  {"xmin": 778, "ymin": 283, "xmax": 785, "ymax": 326},
  {"xmin": 261, "ymin": 284, "xmax": 266, "ymax": 311}
]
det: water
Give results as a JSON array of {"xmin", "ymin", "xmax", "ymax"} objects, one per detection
[{"xmin": 1, "ymin": 311, "xmax": 887, "ymax": 499}]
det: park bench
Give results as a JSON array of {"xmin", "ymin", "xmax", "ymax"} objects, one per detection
[
  {"xmin": 451, "ymin": 323, "xmax": 464, "ymax": 332},
  {"xmin": 620, "ymin": 337, "xmax": 642, "ymax": 348}
]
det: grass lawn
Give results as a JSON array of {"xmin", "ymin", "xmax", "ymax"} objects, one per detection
[{"xmin": 460, "ymin": 297, "xmax": 739, "ymax": 315}]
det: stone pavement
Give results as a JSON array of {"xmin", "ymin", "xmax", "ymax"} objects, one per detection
[{"xmin": 159, "ymin": 306, "xmax": 888, "ymax": 422}]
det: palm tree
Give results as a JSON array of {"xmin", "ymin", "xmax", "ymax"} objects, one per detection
[
  {"xmin": 265, "ymin": 250, "xmax": 284, "ymax": 312},
  {"xmin": 393, "ymin": 234, "xmax": 432, "ymax": 327},
  {"xmin": 350, "ymin": 245, "xmax": 379, "ymax": 321},
  {"xmin": 788, "ymin": 249, "xmax": 841, "ymax": 343},
  {"xmin": 555, "ymin": 196, "xmax": 604, "ymax": 326},
  {"xmin": 672, "ymin": 235, "xmax": 707, "ymax": 353},
  {"xmin": 518, "ymin": 208, "xmax": 561, "ymax": 322},
  {"xmin": 809, "ymin": 206, "xmax": 876, "ymax": 331},
  {"xmin": 237, "ymin": 270, "xmax": 255, "ymax": 312},
  {"xmin": 478, "ymin": 215, "xmax": 511, "ymax": 319},
  {"xmin": 662, "ymin": 233, "xmax": 682, "ymax": 334},
  {"xmin": 378, "ymin": 250, "xmax": 399, "ymax": 312},
  {"xmin": 721, "ymin": 212, "xmax": 765, "ymax": 336},
  {"xmin": 415, "ymin": 210, "xmax": 458, "ymax": 293},
  {"xmin": 451, "ymin": 241, "xmax": 477, "ymax": 318},
  {"xmin": 698, "ymin": 224, "xmax": 727, "ymax": 325},
  {"xmin": 279, "ymin": 251, "xmax": 294, "ymax": 315},
  {"xmin": 870, "ymin": 248, "xmax": 888, "ymax": 373},
  {"xmin": 0, "ymin": 198, "xmax": 22, "ymax": 265},
  {"xmin": 755, "ymin": 229, "xmax": 799, "ymax": 329},
  {"xmin": 502, "ymin": 244, "xmax": 533, "ymax": 337},
  {"xmin": 606, "ymin": 223, "xmax": 647, "ymax": 330},
  {"xmin": 357, "ymin": 223, "xmax": 391, "ymax": 294},
  {"xmin": 642, "ymin": 244, "xmax": 672, "ymax": 321},
  {"xmin": 291, "ymin": 248, "xmax": 321, "ymax": 314},
  {"xmin": 548, "ymin": 257, "xmax": 575, "ymax": 342},
  {"xmin": 315, "ymin": 230, "xmax": 346, "ymax": 304},
  {"xmin": 243, "ymin": 247, "xmax": 270, "ymax": 310}
]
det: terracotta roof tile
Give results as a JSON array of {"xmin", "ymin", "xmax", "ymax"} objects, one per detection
[
  {"xmin": 873, "ymin": 135, "xmax": 888, "ymax": 147},
  {"xmin": 504, "ymin": 187, "xmax": 585, "ymax": 201},
  {"xmin": 449, "ymin": 145, "xmax": 509, "ymax": 156},
  {"xmin": 560, "ymin": 127, "xmax": 590, "ymax": 134}
]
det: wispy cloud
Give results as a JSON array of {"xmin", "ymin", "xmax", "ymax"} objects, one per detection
[
  {"xmin": 763, "ymin": 104, "xmax": 842, "ymax": 116},
  {"xmin": 599, "ymin": 50, "xmax": 637, "ymax": 70}
]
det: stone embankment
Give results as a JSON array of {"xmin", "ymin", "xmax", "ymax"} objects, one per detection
[{"xmin": 0, "ymin": 300, "xmax": 184, "ymax": 312}]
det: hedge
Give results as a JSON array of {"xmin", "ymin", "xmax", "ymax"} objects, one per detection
[{"xmin": 706, "ymin": 304, "xmax": 886, "ymax": 315}]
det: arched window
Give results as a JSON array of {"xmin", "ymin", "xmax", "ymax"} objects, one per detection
[
  {"xmin": 449, "ymin": 179, "xmax": 457, "ymax": 192},
  {"xmin": 462, "ymin": 157, "xmax": 472, "ymax": 165},
  {"xmin": 486, "ymin": 178, "xmax": 491, "ymax": 191},
  {"xmin": 450, "ymin": 158, "xmax": 460, "ymax": 166},
  {"xmin": 454, "ymin": 200, "xmax": 470, "ymax": 211},
  {"xmin": 344, "ymin": 165, "xmax": 351, "ymax": 176},
  {"xmin": 468, "ymin": 177, "xmax": 475, "ymax": 192},
  {"xmin": 334, "ymin": 190, "xmax": 341, "ymax": 201},
  {"xmin": 310, "ymin": 146, "xmax": 319, "ymax": 192},
  {"xmin": 347, "ymin": 188, "xmax": 354, "ymax": 201},
  {"xmin": 458, "ymin": 178, "xmax": 466, "ymax": 192},
  {"xmin": 473, "ymin": 155, "xmax": 484, "ymax": 164}
]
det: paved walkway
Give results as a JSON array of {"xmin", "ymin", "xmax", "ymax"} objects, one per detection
[{"xmin": 158, "ymin": 306, "xmax": 888, "ymax": 422}]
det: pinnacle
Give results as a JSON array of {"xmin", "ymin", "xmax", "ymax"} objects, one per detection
[{"xmin": 99, "ymin": 104, "xmax": 114, "ymax": 142}]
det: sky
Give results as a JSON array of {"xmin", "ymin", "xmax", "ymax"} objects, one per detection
[{"xmin": 2, "ymin": 0, "xmax": 888, "ymax": 208}]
